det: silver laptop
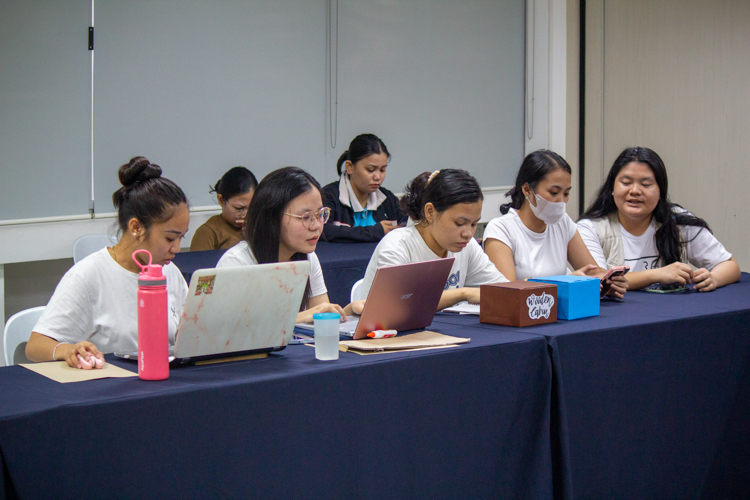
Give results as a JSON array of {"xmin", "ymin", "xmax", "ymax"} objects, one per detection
[
  {"xmin": 297, "ymin": 258, "xmax": 454, "ymax": 340},
  {"xmin": 117, "ymin": 260, "xmax": 310, "ymax": 365}
]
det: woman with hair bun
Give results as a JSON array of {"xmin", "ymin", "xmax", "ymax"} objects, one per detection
[
  {"xmin": 321, "ymin": 133, "xmax": 404, "ymax": 242},
  {"xmin": 26, "ymin": 157, "xmax": 190, "ymax": 368},
  {"xmin": 578, "ymin": 146, "xmax": 740, "ymax": 291},
  {"xmin": 360, "ymin": 169, "xmax": 508, "ymax": 310},
  {"xmin": 190, "ymin": 166, "xmax": 258, "ymax": 251}
]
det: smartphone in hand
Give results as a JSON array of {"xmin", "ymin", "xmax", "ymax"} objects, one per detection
[{"xmin": 600, "ymin": 265, "xmax": 630, "ymax": 298}]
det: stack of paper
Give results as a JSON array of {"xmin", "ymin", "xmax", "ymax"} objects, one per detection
[{"xmin": 339, "ymin": 330, "xmax": 470, "ymax": 355}]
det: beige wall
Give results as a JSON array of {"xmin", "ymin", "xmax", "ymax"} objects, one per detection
[{"xmin": 584, "ymin": 0, "xmax": 750, "ymax": 269}]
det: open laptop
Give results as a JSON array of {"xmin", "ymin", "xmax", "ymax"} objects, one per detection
[
  {"xmin": 297, "ymin": 258, "xmax": 454, "ymax": 340},
  {"xmin": 117, "ymin": 260, "xmax": 310, "ymax": 365}
]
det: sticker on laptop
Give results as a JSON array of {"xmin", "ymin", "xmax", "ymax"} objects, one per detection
[
  {"xmin": 195, "ymin": 275, "xmax": 216, "ymax": 295},
  {"xmin": 527, "ymin": 292, "xmax": 554, "ymax": 320}
]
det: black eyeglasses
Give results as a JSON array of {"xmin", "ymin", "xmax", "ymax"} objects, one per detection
[{"xmin": 284, "ymin": 207, "xmax": 331, "ymax": 228}]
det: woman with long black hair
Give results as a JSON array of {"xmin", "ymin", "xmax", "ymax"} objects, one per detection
[
  {"xmin": 578, "ymin": 147, "xmax": 740, "ymax": 291},
  {"xmin": 217, "ymin": 166, "xmax": 359, "ymax": 322},
  {"xmin": 483, "ymin": 150, "xmax": 628, "ymax": 296}
]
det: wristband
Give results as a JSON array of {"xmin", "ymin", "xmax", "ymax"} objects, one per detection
[{"xmin": 52, "ymin": 342, "xmax": 63, "ymax": 361}]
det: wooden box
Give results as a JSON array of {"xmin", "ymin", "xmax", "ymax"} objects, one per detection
[{"xmin": 480, "ymin": 281, "xmax": 558, "ymax": 327}]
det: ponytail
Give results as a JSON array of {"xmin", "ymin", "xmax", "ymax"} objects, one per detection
[{"xmin": 335, "ymin": 133, "xmax": 390, "ymax": 176}]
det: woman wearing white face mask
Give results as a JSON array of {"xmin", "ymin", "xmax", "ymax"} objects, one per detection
[{"xmin": 483, "ymin": 150, "xmax": 628, "ymax": 298}]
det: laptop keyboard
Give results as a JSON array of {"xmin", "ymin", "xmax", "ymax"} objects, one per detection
[{"xmin": 339, "ymin": 318, "xmax": 359, "ymax": 336}]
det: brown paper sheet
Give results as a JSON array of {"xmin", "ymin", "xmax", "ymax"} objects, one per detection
[
  {"xmin": 20, "ymin": 361, "xmax": 138, "ymax": 383},
  {"xmin": 339, "ymin": 330, "xmax": 470, "ymax": 353}
]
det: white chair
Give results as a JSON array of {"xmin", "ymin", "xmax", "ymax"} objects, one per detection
[
  {"xmin": 3, "ymin": 306, "xmax": 45, "ymax": 366},
  {"xmin": 73, "ymin": 234, "xmax": 117, "ymax": 263},
  {"xmin": 350, "ymin": 278, "xmax": 364, "ymax": 303}
]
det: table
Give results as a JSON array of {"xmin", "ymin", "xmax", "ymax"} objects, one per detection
[
  {"xmin": 0, "ymin": 324, "xmax": 553, "ymax": 500},
  {"xmin": 171, "ymin": 242, "xmax": 377, "ymax": 306},
  {"xmin": 432, "ymin": 273, "xmax": 750, "ymax": 499},
  {"xmin": 4, "ymin": 273, "xmax": 748, "ymax": 499}
]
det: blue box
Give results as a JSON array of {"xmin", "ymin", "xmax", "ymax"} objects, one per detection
[{"xmin": 528, "ymin": 275, "xmax": 600, "ymax": 320}]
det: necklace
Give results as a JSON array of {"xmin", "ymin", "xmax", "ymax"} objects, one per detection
[{"xmin": 110, "ymin": 245, "xmax": 118, "ymax": 264}]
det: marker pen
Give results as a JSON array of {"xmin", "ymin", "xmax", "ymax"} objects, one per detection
[{"xmin": 367, "ymin": 330, "xmax": 397, "ymax": 339}]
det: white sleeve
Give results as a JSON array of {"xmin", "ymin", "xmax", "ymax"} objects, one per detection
[
  {"xmin": 360, "ymin": 238, "xmax": 411, "ymax": 299},
  {"xmin": 166, "ymin": 264, "xmax": 189, "ymax": 317},
  {"xmin": 685, "ymin": 225, "xmax": 733, "ymax": 271},
  {"xmin": 464, "ymin": 239, "xmax": 509, "ymax": 286},
  {"xmin": 32, "ymin": 271, "xmax": 95, "ymax": 344},
  {"xmin": 562, "ymin": 214, "xmax": 578, "ymax": 242},
  {"xmin": 482, "ymin": 217, "xmax": 515, "ymax": 252},
  {"xmin": 308, "ymin": 253, "xmax": 328, "ymax": 298},
  {"xmin": 216, "ymin": 249, "xmax": 246, "ymax": 268},
  {"xmin": 577, "ymin": 219, "xmax": 607, "ymax": 269}
]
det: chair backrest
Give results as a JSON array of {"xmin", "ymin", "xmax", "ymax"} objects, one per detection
[
  {"xmin": 4, "ymin": 306, "xmax": 45, "ymax": 366},
  {"xmin": 73, "ymin": 234, "xmax": 117, "ymax": 264},
  {"xmin": 350, "ymin": 278, "xmax": 364, "ymax": 303}
]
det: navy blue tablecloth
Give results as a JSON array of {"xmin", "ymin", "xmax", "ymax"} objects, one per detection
[
  {"xmin": 0, "ymin": 323, "xmax": 553, "ymax": 500},
  {"xmin": 433, "ymin": 273, "xmax": 750, "ymax": 499},
  {"xmin": 171, "ymin": 242, "xmax": 376, "ymax": 307}
]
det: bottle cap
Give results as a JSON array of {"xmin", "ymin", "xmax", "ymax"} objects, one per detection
[
  {"xmin": 313, "ymin": 312, "xmax": 341, "ymax": 321},
  {"xmin": 132, "ymin": 249, "xmax": 164, "ymax": 280}
]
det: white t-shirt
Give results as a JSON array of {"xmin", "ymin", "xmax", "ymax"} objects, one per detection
[
  {"xmin": 361, "ymin": 226, "xmax": 507, "ymax": 298},
  {"xmin": 577, "ymin": 218, "xmax": 733, "ymax": 272},
  {"xmin": 482, "ymin": 209, "xmax": 578, "ymax": 280},
  {"xmin": 217, "ymin": 241, "xmax": 327, "ymax": 298},
  {"xmin": 33, "ymin": 248, "xmax": 188, "ymax": 354}
]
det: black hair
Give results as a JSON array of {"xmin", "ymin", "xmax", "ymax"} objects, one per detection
[
  {"xmin": 581, "ymin": 146, "xmax": 710, "ymax": 266},
  {"xmin": 112, "ymin": 156, "xmax": 187, "ymax": 235},
  {"xmin": 243, "ymin": 166, "xmax": 322, "ymax": 309},
  {"xmin": 500, "ymin": 149, "xmax": 572, "ymax": 215},
  {"xmin": 400, "ymin": 169, "xmax": 483, "ymax": 221},
  {"xmin": 210, "ymin": 166, "xmax": 258, "ymax": 200},
  {"xmin": 336, "ymin": 133, "xmax": 390, "ymax": 176}
]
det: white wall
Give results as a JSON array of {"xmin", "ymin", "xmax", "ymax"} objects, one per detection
[{"xmin": 584, "ymin": 0, "xmax": 749, "ymax": 270}]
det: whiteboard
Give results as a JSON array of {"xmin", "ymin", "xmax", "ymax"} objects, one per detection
[
  {"xmin": 1, "ymin": 0, "xmax": 525, "ymax": 221},
  {"xmin": 0, "ymin": 0, "xmax": 91, "ymax": 221},
  {"xmin": 330, "ymin": 0, "xmax": 525, "ymax": 192}
]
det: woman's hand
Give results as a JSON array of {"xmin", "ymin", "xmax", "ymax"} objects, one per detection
[
  {"xmin": 572, "ymin": 264, "xmax": 599, "ymax": 277},
  {"xmin": 604, "ymin": 274, "xmax": 629, "ymax": 299},
  {"xmin": 380, "ymin": 220, "xmax": 399, "ymax": 234},
  {"xmin": 348, "ymin": 300, "xmax": 366, "ymax": 316},
  {"xmin": 463, "ymin": 287, "xmax": 481, "ymax": 305},
  {"xmin": 690, "ymin": 268, "xmax": 717, "ymax": 292},
  {"xmin": 653, "ymin": 262, "xmax": 693, "ymax": 285},
  {"xmin": 60, "ymin": 342, "xmax": 103, "ymax": 369},
  {"xmin": 297, "ymin": 302, "xmax": 347, "ymax": 324}
]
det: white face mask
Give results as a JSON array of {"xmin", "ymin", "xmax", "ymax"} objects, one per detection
[{"xmin": 527, "ymin": 192, "xmax": 567, "ymax": 225}]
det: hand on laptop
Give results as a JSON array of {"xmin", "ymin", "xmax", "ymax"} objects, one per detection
[
  {"xmin": 297, "ymin": 302, "xmax": 348, "ymax": 324},
  {"xmin": 345, "ymin": 300, "xmax": 366, "ymax": 316}
]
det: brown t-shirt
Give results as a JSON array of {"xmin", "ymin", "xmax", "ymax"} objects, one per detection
[{"xmin": 189, "ymin": 215, "xmax": 244, "ymax": 251}]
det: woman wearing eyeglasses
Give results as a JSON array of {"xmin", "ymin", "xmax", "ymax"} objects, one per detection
[{"xmin": 217, "ymin": 166, "xmax": 359, "ymax": 323}]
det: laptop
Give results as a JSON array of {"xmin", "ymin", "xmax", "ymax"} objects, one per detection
[
  {"xmin": 297, "ymin": 258, "xmax": 454, "ymax": 340},
  {"xmin": 117, "ymin": 260, "xmax": 310, "ymax": 365}
]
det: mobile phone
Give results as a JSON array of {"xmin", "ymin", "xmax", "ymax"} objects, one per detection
[
  {"xmin": 643, "ymin": 283, "xmax": 687, "ymax": 293},
  {"xmin": 600, "ymin": 265, "xmax": 630, "ymax": 298}
]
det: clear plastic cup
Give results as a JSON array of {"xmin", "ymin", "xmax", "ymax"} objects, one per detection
[{"xmin": 313, "ymin": 312, "xmax": 340, "ymax": 360}]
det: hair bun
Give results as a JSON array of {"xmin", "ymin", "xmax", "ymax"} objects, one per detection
[{"xmin": 118, "ymin": 156, "xmax": 162, "ymax": 188}]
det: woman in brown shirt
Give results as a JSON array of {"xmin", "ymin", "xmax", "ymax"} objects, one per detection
[{"xmin": 190, "ymin": 166, "xmax": 258, "ymax": 251}]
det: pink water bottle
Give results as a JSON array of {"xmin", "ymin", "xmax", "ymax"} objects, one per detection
[{"xmin": 132, "ymin": 250, "xmax": 169, "ymax": 380}]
